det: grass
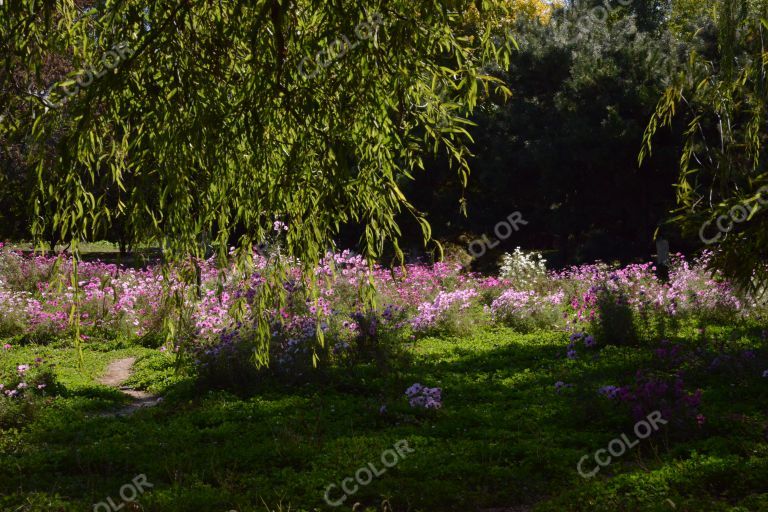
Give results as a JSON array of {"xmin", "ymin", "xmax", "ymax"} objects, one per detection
[{"xmin": 1, "ymin": 325, "xmax": 767, "ymax": 511}]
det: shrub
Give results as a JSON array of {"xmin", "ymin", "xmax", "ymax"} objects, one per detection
[
  {"xmin": 498, "ymin": 247, "xmax": 548, "ymax": 289},
  {"xmin": 490, "ymin": 288, "xmax": 564, "ymax": 332},
  {"xmin": 410, "ymin": 289, "xmax": 484, "ymax": 337}
]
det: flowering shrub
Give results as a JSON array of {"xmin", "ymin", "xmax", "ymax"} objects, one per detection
[
  {"xmin": 666, "ymin": 253, "xmax": 742, "ymax": 322},
  {"xmin": 489, "ymin": 288, "xmax": 564, "ymax": 332},
  {"xmin": 0, "ymin": 243, "xmax": 757, "ymax": 390},
  {"xmin": 411, "ymin": 289, "xmax": 482, "ymax": 336},
  {"xmin": 610, "ymin": 372, "xmax": 703, "ymax": 429},
  {"xmin": 499, "ymin": 247, "xmax": 547, "ymax": 289},
  {"xmin": 551, "ymin": 254, "xmax": 747, "ymax": 344},
  {"xmin": 338, "ymin": 306, "xmax": 408, "ymax": 362},
  {"xmin": 597, "ymin": 341, "xmax": 705, "ymax": 430}
]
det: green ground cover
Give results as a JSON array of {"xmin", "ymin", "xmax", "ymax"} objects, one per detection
[{"xmin": 2, "ymin": 324, "xmax": 767, "ymax": 511}]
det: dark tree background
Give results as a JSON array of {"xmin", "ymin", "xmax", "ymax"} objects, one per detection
[
  {"xmin": 386, "ymin": 1, "xmax": 717, "ymax": 268},
  {"xmin": 2, "ymin": 0, "xmax": 723, "ymax": 268}
]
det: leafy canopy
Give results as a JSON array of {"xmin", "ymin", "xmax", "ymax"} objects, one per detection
[
  {"xmin": 641, "ymin": 0, "xmax": 768, "ymax": 294},
  {"xmin": 1, "ymin": 0, "xmax": 513, "ymax": 261},
  {"xmin": 1, "ymin": 0, "xmax": 515, "ymax": 361}
]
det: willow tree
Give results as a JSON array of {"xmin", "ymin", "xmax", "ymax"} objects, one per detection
[
  {"xmin": 0, "ymin": 0, "xmax": 514, "ymax": 360},
  {"xmin": 641, "ymin": 0, "xmax": 768, "ymax": 295}
]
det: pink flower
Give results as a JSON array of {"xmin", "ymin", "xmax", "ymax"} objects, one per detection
[{"xmin": 2, "ymin": 344, "xmax": 11, "ymax": 350}]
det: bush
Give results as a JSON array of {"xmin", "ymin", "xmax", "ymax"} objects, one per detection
[
  {"xmin": 0, "ymin": 357, "xmax": 59, "ymax": 429},
  {"xmin": 410, "ymin": 289, "xmax": 485, "ymax": 337},
  {"xmin": 498, "ymin": 247, "xmax": 548, "ymax": 290},
  {"xmin": 490, "ymin": 288, "xmax": 565, "ymax": 332}
]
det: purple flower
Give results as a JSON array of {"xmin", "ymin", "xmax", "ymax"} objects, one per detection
[
  {"xmin": 583, "ymin": 335, "xmax": 596, "ymax": 348},
  {"xmin": 409, "ymin": 396, "xmax": 427, "ymax": 408},
  {"xmin": 406, "ymin": 383, "xmax": 442, "ymax": 409},
  {"xmin": 17, "ymin": 364, "xmax": 29, "ymax": 374},
  {"xmin": 566, "ymin": 349, "xmax": 578, "ymax": 360},
  {"xmin": 333, "ymin": 342, "xmax": 350, "ymax": 354},
  {"xmin": 762, "ymin": 370, "xmax": 768, "ymax": 378},
  {"xmin": 741, "ymin": 350, "xmax": 756, "ymax": 360},
  {"xmin": 598, "ymin": 385, "xmax": 620, "ymax": 399},
  {"xmin": 405, "ymin": 383, "xmax": 423, "ymax": 398},
  {"xmin": 273, "ymin": 220, "xmax": 288, "ymax": 232}
]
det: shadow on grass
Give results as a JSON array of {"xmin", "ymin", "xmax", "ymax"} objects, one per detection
[{"xmin": 1, "ymin": 327, "xmax": 767, "ymax": 511}]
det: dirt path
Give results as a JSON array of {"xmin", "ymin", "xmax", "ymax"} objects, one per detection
[{"xmin": 97, "ymin": 357, "xmax": 162, "ymax": 417}]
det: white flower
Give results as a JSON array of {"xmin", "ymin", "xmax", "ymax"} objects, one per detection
[{"xmin": 499, "ymin": 247, "xmax": 547, "ymax": 287}]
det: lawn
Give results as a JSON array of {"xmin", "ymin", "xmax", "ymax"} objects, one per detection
[{"xmin": 2, "ymin": 322, "xmax": 768, "ymax": 512}]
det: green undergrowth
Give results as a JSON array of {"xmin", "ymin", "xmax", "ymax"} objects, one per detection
[{"xmin": 0, "ymin": 325, "xmax": 767, "ymax": 511}]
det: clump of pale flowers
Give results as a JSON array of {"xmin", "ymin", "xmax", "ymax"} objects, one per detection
[{"xmin": 499, "ymin": 247, "xmax": 547, "ymax": 289}]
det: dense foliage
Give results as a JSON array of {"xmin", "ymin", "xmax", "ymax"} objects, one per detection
[
  {"xmin": 0, "ymin": 244, "xmax": 760, "ymax": 373},
  {"xmin": 642, "ymin": 0, "xmax": 768, "ymax": 293},
  {"xmin": 2, "ymin": 245, "xmax": 768, "ymax": 510},
  {"xmin": 2, "ymin": 2, "xmax": 768, "ymax": 511}
]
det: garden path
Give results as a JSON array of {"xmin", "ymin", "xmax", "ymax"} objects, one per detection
[{"xmin": 97, "ymin": 357, "xmax": 161, "ymax": 417}]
